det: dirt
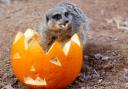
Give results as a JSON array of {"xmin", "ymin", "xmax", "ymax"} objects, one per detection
[{"xmin": 0, "ymin": 0, "xmax": 128, "ymax": 89}]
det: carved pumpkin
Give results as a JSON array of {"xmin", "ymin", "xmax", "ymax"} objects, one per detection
[{"xmin": 11, "ymin": 28, "xmax": 83, "ymax": 89}]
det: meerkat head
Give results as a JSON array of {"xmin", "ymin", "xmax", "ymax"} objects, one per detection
[{"xmin": 45, "ymin": 7, "xmax": 73, "ymax": 31}]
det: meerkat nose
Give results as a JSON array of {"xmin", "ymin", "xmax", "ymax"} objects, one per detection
[
  {"xmin": 64, "ymin": 20, "xmax": 69, "ymax": 26},
  {"xmin": 61, "ymin": 25, "xmax": 65, "ymax": 28},
  {"xmin": 59, "ymin": 20, "xmax": 70, "ymax": 30},
  {"xmin": 60, "ymin": 24, "xmax": 66, "ymax": 30}
]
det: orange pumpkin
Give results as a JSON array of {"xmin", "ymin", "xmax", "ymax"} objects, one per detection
[{"xmin": 11, "ymin": 28, "xmax": 83, "ymax": 89}]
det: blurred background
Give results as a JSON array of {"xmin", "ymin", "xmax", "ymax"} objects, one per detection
[{"xmin": 0, "ymin": 0, "xmax": 128, "ymax": 89}]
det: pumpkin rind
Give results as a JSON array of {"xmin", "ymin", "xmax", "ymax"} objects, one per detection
[{"xmin": 11, "ymin": 29, "xmax": 83, "ymax": 89}]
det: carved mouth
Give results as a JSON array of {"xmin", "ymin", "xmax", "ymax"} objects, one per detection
[{"xmin": 13, "ymin": 28, "xmax": 81, "ymax": 54}]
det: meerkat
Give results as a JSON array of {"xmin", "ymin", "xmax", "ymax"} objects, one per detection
[
  {"xmin": 38, "ymin": 2, "xmax": 90, "ymax": 72},
  {"xmin": 38, "ymin": 2, "xmax": 89, "ymax": 50}
]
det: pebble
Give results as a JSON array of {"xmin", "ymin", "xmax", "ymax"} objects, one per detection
[
  {"xmin": 81, "ymin": 87, "xmax": 86, "ymax": 89},
  {"xmin": 2, "ymin": 84, "xmax": 14, "ymax": 89},
  {"xmin": 102, "ymin": 56, "xmax": 110, "ymax": 61},
  {"xmin": 98, "ymin": 79, "xmax": 103, "ymax": 83},
  {"xmin": 94, "ymin": 53, "xmax": 103, "ymax": 60}
]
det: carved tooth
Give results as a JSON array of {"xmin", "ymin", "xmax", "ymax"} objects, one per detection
[
  {"xmin": 47, "ymin": 41, "xmax": 57, "ymax": 54},
  {"xmin": 50, "ymin": 57, "xmax": 61, "ymax": 66},
  {"xmin": 63, "ymin": 41, "xmax": 71, "ymax": 56},
  {"xmin": 24, "ymin": 40, "xmax": 28, "ymax": 50},
  {"xmin": 24, "ymin": 77, "xmax": 34, "ymax": 85},
  {"xmin": 24, "ymin": 76, "xmax": 47, "ymax": 86},
  {"xmin": 35, "ymin": 77, "xmax": 47, "ymax": 85},
  {"xmin": 13, "ymin": 32, "xmax": 23, "ymax": 45},
  {"xmin": 24, "ymin": 28, "xmax": 34, "ymax": 50},
  {"xmin": 24, "ymin": 28, "xmax": 34, "ymax": 40},
  {"xmin": 71, "ymin": 34, "xmax": 81, "ymax": 47}
]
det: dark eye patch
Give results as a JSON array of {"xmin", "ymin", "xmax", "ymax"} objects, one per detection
[
  {"xmin": 52, "ymin": 14, "xmax": 62, "ymax": 20},
  {"xmin": 64, "ymin": 12, "xmax": 69, "ymax": 17}
]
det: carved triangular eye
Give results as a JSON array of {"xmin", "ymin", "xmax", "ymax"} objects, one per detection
[
  {"xmin": 30, "ymin": 65, "xmax": 36, "ymax": 72},
  {"xmin": 13, "ymin": 32, "xmax": 23, "ymax": 45},
  {"xmin": 13, "ymin": 52, "xmax": 21, "ymax": 59},
  {"xmin": 50, "ymin": 57, "xmax": 61, "ymax": 66},
  {"xmin": 71, "ymin": 33, "xmax": 81, "ymax": 47}
]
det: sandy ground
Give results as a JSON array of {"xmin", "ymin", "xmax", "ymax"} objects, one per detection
[{"xmin": 0, "ymin": 0, "xmax": 128, "ymax": 89}]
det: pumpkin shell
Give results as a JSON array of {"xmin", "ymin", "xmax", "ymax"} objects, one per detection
[{"xmin": 11, "ymin": 29, "xmax": 83, "ymax": 89}]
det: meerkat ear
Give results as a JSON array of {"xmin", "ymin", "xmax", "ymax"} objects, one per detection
[{"xmin": 46, "ymin": 15, "xmax": 49, "ymax": 22}]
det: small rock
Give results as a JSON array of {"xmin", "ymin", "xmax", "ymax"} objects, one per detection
[
  {"xmin": 85, "ymin": 85, "xmax": 91, "ymax": 89},
  {"xmin": 124, "ymin": 68, "xmax": 128, "ymax": 82},
  {"xmin": 81, "ymin": 87, "xmax": 86, "ymax": 89},
  {"xmin": 2, "ymin": 84, "xmax": 14, "ymax": 89},
  {"xmin": 98, "ymin": 79, "xmax": 103, "ymax": 83},
  {"xmin": 112, "ymin": 51, "xmax": 118, "ymax": 56},
  {"xmin": 94, "ymin": 53, "xmax": 103, "ymax": 60},
  {"xmin": 84, "ymin": 56, "xmax": 89, "ymax": 59},
  {"xmin": 0, "ymin": 0, "xmax": 12, "ymax": 5},
  {"xmin": 102, "ymin": 56, "xmax": 110, "ymax": 61},
  {"xmin": 114, "ymin": 38, "xmax": 118, "ymax": 41}
]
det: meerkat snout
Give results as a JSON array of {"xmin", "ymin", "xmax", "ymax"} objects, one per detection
[{"xmin": 59, "ymin": 20, "xmax": 71, "ymax": 31}]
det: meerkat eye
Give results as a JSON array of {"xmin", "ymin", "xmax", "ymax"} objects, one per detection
[
  {"xmin": 65, "ymin": 12, "xmax": 69, "ymax": 17},
  {"xmin": 52, "ymin": 14, "xmax": 62, "ymax": 20}
]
